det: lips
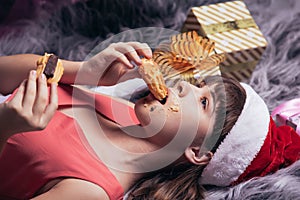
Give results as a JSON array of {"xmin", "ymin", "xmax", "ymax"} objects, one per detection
[
  {"xmin": 166, "ymin": 88, "xmax": 180, "ymax": 110},
  {"xmin": 141, "ymin": 88, "xmax": 180, "ymax": 111}
]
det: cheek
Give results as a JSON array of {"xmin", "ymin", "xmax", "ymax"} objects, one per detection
[
  {"xmin": 198, "ymin": 116, "xmax": 217, "ymax": 151},
  {"xmin": 134, "ymin": 103, "xmax": 151, "ymax": 126},
  {"xmin": 176, "ymin": 99, "xmax": 203, "ymax": 142},
  {"xmin": 160, "ymin": 111, "xmax": 181, "ymax": 133},
  {"xmin": 134, "ymin": 100, "xmax": 167, "ymax": 126}
]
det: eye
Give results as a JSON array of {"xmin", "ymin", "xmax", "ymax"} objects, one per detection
[
  {"xmin": 200, "ymin": 97, "xmax": 208, "ymax": 109},
  {"xmin": 199, "ymin": 81, "xmax": 206, "ymax": 88}
]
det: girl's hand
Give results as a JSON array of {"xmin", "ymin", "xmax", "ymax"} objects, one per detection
[
  {"xmin": 81, "ymin": 42, "xmax": 152, "ymax": 86},
  {"xmin": 0, "ymin": 70, "xmax": 58, "ymax": 138}
]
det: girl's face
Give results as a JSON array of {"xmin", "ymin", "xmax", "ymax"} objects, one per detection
[{"xmin": 134, "ymin": 81, "xmax": 216, "ymax": 149}]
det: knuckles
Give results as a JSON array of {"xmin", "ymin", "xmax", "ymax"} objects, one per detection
[
  {"xmin": 5, "ymin": 101, "xmax": 48, "ymax": 131},
  {"xmin": 24, "ymin": 115, "xmax": 48, "ymax": 131},
  {"xmin": 4, "ymin": 101, "xmax": 21, "ymax": 114},
  {"xmin": 39, "ymin": 96, "xmax": 48, "ymax": 105},
  {"xmin": 30, "ymin": 119, "xmax": 47, "ymax": 130}
]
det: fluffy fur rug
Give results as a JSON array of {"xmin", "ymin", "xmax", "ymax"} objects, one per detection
[
  {"xmin": 0, "ymin": 0, "xmax": 299, "ymax": 199},
  {"xmin": 205, "ymin": 160, "xmax": 300, "ymax": 200}
]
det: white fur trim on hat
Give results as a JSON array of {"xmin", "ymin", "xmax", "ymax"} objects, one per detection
[{"xmin": 199, "ymin": 83, "xmax": 270, "ymax": 186}]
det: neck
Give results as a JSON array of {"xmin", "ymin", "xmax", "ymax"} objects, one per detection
[
  {"xmin": 100, "ymin": 123, "xmax": 164, "ymax": 192},
  {"xmin": 61, "ymin": 105, "xmax": 182, "ymax": 191}
]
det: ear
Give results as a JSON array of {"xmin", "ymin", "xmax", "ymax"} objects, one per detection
[{"xmin": 184, "ymin": 146, "xmax": 213, "ymax": 165}]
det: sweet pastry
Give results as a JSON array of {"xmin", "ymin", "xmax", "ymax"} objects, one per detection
[
  {"xmin": 36, "ymin": 53, "xmax": 64, "ymax": 83},
  {"xmin": 138, "ymin": 58, "xmax": 168, "ymax": 101},
  {"xmin": 138, "ymin": 31, "xmax": 226, "ymax": 101}
]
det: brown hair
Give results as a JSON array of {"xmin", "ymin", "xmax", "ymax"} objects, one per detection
[{"xmin": 127, "ymin": 75, "xmax": 246, "ymax": 200}]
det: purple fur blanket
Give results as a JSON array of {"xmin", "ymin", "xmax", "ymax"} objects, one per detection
[{"xmin": 0, "ymin": 0, "xmax": 299, "ymax": 199}]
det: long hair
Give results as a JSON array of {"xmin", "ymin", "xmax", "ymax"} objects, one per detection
[{"xmin": 127, "ymin": 75, "xmax": 246, "ymax": 200}]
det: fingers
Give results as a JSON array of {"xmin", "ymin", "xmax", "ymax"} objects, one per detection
[
  {"xmin": 42, "ymin": 82, "xmax": 58, "ymax": 124},
  {"xmin": 119, "ymin": 47, "xmax": 141, "ymax": 67},
  {"xmin": 9, "ymin": 79, "xmax": 26, "ymax": 108},
  {"xmin": 86, "ymin": 42, "xmax": 153, "ymax": 86},
  {"xmin": 22, "ymin": 70, "xmax": 37, "ymax": 109},
  {"xmin": 10, "ymin": 70, "xmax": 58, "ymax": 130},
  {"xmin": 110, "ymin": 42, "xmax": 152, "ymax": 67},
  {"xmin": 32, "ymin": 74, "xmax": 48, "ymax": 114},
  {"xmin": 127, "ymin": 42, "xmax": 152, "ymax": 59},
  {"xmin": 33, "ymin": 73, "xmax": 58, "ymax": 118},
  {"xmin": 111, "ymin": 51, "xmax": 134, "ymax": 68}
]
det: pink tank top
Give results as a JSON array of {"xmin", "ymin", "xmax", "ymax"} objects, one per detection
[{"xmin": 0, "ymin": 85, "xmax": 140, "ymax": 199}]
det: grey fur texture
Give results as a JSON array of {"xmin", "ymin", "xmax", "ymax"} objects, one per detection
[
  {"xmin": 205, "ymin": 160, "xmax": 300, "ymax": 200},
  {"xmin": 0, "ymin": 0, "xmax": 299, "ymax": 110}
]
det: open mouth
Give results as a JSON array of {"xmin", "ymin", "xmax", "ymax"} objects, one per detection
[
  {"xmin": 159, "ymin": 97, "xmax": 167, "ymax": 105},
  {"xmin": 132, "ymin": 88, "xmax": 169, "ymax": 105}
]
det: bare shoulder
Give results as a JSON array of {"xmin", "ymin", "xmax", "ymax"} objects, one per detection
[{"xmin": 32, "ymin": 178, "xmax": 110, "ymax": 200}]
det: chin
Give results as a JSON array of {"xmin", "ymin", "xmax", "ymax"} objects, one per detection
[
  {"xmin": 134, "ymin": 95, "xmax": 168, "ymax": 127},
  {"xmin": 134, "ymin": 99, "xmax": 151, "ymax": 126}
]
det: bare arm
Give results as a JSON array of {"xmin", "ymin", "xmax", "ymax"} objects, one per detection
[
  {"xmin": 0, "ymin": 54, "xmax": 81, "ymax": 95},
  {"xmin": 0, "ymin": 42, "xmax": 152, "ymax": 95},
  {"xmin": 31, "ymin": 178, "xmax": 110, "ymax": 200}
]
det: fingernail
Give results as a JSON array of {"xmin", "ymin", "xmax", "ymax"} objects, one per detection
[
  {"xmin": 41, "ymin": 74, "xmax": 46, "ymax": 80},
  {"xmin": 31, "ymin": 70, "xmax": 36, "ymax": 77},
  {"xmin": 146, "ymin": 50, "xmax": 152, "ymax": 57}
]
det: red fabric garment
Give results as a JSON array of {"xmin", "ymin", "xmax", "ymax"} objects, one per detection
[
  {"xmin": 233, "ymin": 117, "xmax": 300, "ymax": 185},
  {"xmin": 57, "ymin": 84, "xmax": 139, "ymax": 127},
  {"xmin": 0, "ymin": 84, "xmax": 139, "ymax": 199}
]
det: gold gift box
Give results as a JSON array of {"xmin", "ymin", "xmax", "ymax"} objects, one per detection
[{"xmin": 181, "ymin": 0, "xmax": 267, "ymax": 81}]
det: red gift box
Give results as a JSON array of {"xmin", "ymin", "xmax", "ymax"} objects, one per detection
[{"xmin": 271, "ymin": 98, "xmax": 300, "ymax": 136}]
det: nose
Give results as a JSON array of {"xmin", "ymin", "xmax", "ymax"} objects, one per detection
[{"xmin": 177, "ymin": 81, "xmax": 190, "ymax": 97}]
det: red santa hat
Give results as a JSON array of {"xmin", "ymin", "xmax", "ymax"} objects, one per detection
[{"xmin": 200, "ymin": 83, "xmax": 300, "ymax": 186}]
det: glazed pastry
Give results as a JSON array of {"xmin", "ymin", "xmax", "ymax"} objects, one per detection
[
  {"xmin": 138, "ymin": 58, "xmax": 168, "ymax": 101},
  {"xmin": 36, "ymin": 53, "xmax": 64, "ymax": 83}
]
